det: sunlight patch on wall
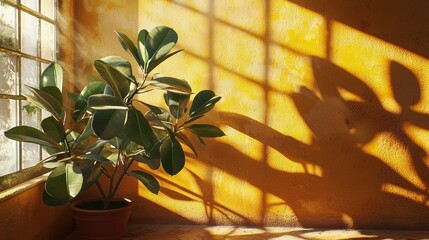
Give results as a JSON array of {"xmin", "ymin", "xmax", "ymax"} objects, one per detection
[
  {"xmin": 213, "ymin": 67, "xmax": 266, "ymax": 122},
  {"xmin": 268, "ymin": 44, "xmax": 314, "ymax": 93},
  {"xmin": 267, "ymin": 91, "xmax": 313, "ymax": 145},
  {"xmin": 363, "ymin": 132, "xmax": 426, "ymax": 190},
  {"xmin": 139, "ymin": 0, "xmax": 210, "ymax": 59},
  {"xmin": 214, "ymin": 0, "xmax": 266, "ymax": 36},
  {"xmin": 270, "ymin": 0, "xmax": 327, "ymax": 58},
  {"xmin": 382, "ymin": 183, "xmax": 429, "ymax": 206},
  {"xmin": 214, "ymin": 23, "xmax": 266, "ymax": 83},
  {"xmin": 172, "ymin": 0, "xmax": 209, "ymax": 13}
]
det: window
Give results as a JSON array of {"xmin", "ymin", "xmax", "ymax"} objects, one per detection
[{"xmin": 0, "ymin": 0, "xmax": 57, "ymax": 188}]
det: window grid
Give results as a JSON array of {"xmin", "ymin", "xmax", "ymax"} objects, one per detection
[{"xmin": 0, "ymin": 0, "xmax": 57, "ymax": 186}]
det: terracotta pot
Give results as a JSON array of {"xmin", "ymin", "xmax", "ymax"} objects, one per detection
[{"xmin": 70, "ymin": 198, "xmax": 133, "ymax": 240}]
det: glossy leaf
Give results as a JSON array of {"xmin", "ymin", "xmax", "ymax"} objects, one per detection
[
  {"xmin": 41, "ymin": 116, "xmax": 66, "ymax": 143},
  {"xmin": 145, "ymin": 26, "xmax": 178, "ymax": 64},
  {"xmin": 176, "ymin": 132, "xmax": 198, "ymax": 158},
  {"xmin": 164, "ymin": 91, "xmax": 190, "ymax": 119},
  {"xmin": 137, "ymin": 29, "xmax": 149, "ymax": 67},
  {"xmin": 147, "ymin": 49, "xmax": 183, "ymax": 74},
  {"xmin": 187, "ymin": 124, "xmax": 225, "ymax": 138},
  {"xmin": 88, "ymin": 94, "xmax": 127, "ymax": 110},
  {"xmin": 40, "ymin": 63, "xmax": 63, "ymax": 92},
  {"xmin": 24, "ymin": 86, "xmax": 64, "ymax": 120},
  {"xmin": 5, "ymin": 126, "xmax": 63, "ymax": 149},
  {"xmin": 127, "ymin": 170, "xmax": 159, "ymax": 194},
  {"xmin": 45, "ymin": 163, "xmax": 69, "ymax": 200},
  {"xmin": 150, "ymin": 74, "xmax": 192, "ymax": 94},
  {"xmin": 73, "ymin": 81, "xmax": 112, "ymax": 121},
  {"xmin": 184, "ymin": 114, "xmax": 205, "ymax": 125},
  {"xmin": 79, "ymin": 154, "xmax": 111, "ymax": 163},
  {"xmin": 65, "ymin": 162, "xmax": 83, "ymax": 198},
  {"xmin": 43, "ymin": 189, "xmax": 69, "ymax": 206},
  {"xmin": 115, "ymin": 30, "xmax": 141, "ymax": 65},
  {"xmin": 91, "ymin": 108, "xmax": 127, "ymax": 140},
  {"xmin": 99, "ymin": 56, "xmax": 135, "ymax": 82},
  {"xmin": 94, "ymin": 59, "xmax": 131, "ymax": 99},
  {"xmin": 189, "ymin": 90, "xmax": 221, "ymax": 117},
  {"xmin": 42, "ymin": 86, "xmax": 63, "ymax": 106},
  {"xmin": 160, "ymin": 137, "xmax": 185, "ymax": 176},
  {"xmin": 133, "ymin": 153, "xmax": 160, "ymax": 170},
  {"xmin": 124, "ymin": 108, "xmax": 155, "ymax": 147}
]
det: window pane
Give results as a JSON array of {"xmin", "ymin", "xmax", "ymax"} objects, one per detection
[
  {"xmin": 21, "ymin": 58, "xmax": 39, "ymax": 93},
  {"xmin": 41, "ymin": 0, "xmax": 55, "ymax": 20},
  {"xmin": 22, "ymin": 100, "xmax": 41, "ymax": 169},
  {"xmin": 21, "ymin": 12, "xmax": 39, "ymax": 57},
  {"xmin": 0, "ymin": 99, "xmax": 19, "ymax": 176},
  {"xmin": 41, "ymin": 20, "xmax": 55, "ymax": 61},
  {"xmin": 21, "ymin": 0, "xmax": 39, "ymax": 12},
  {"xmin": 0, "ymin": 53, "xmax": 18, "ymax": 95},
  {"xmin": 0, "ymin": 4, "xmax": 17, "ymax": 49}
]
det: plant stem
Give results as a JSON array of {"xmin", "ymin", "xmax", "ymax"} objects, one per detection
[
  {"xmin": 95, "ymin": 180, "xmax": 107, "ymax": 203},
  {"xmin": 109, "ymin": 157, "xmax": 135, "ymax": 200}
]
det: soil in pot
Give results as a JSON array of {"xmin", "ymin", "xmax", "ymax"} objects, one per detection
[{"xmin": 71, "ymin": 198, "xmax": 133, "ymax": 240}]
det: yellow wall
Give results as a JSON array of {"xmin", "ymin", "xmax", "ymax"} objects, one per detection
[{"xmin": 73, "ymin": 0, "xmax": 429, "ymax": 229}]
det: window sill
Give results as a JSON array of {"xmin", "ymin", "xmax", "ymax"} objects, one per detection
[{"xmin": 0, "ymin": 172, "xmax": 49, "ymax": 203}]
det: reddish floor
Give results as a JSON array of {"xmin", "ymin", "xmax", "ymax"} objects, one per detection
[{"xmin": 65, "ymin": 224, "xmax": 429, "ymax": 239}]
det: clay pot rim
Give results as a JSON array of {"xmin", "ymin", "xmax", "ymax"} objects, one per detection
[{"xmin": 70, "ymin": 198, "xmax": 133, "ymax": 214}]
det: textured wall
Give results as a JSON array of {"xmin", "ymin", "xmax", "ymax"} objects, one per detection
[
  {"xmin": 0, "ymin": 183, "xmax": 73, "ymax": 240},
  {"xmin": 73, "ymin": 0, "xmax": 429, "ymax": 229}
]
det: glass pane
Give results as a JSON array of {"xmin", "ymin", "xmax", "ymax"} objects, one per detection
[
  {"xmin": 22, "ymin": 0, "xmax": 39, "ymax": 12},
  {"xmin": 21, "ymin": 11, "xmax": 39, "ymax": 57},
  {"xmin": 41, "ymin": 20, "xmax": 55, "ymax": 61},
  {"xmin": 0, "ymin": 99, "xmax": 19, "ymax": 176},
  {"xmin": 22, "ymin": 101, "xmax": 41, "ymax": 169},
  {"xmin": 0, "ymin": 53, "xmax": 18, "ymax": 95},
  {"xmin": 41, "ymin": 0, "xmax": 55, "ymax": 20},
  {"xmin": 0, "ymin": 3, "xmax": 17, "ymax": 49},
  {"xmin": 21, "ymin": 58, "xmax": 39, "ymax": 93}
]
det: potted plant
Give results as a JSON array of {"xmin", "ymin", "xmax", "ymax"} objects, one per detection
[{"xmin": 4, "ymin": 26, "xmax": 224, "ymax": 240}]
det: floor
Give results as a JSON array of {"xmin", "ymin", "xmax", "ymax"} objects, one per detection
[{"xmin": 65, "ymin": 224, "xmax": 429, "ymax": 239}]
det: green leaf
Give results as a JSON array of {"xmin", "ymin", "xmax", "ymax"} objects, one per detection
[
  {"xmin": 40, "ymin": 63, "xmax": 63, "ymax": 92},
  {"xmin": 41, "ymin": 116, "xmax": 66, "ymax": 143},
  {"xmin": 189, "ymin": 90, "xmax": 221, "ymax": 117},
  {"xmin": 73, "ymin": 81, "xmax": 112, "ymax": 121},
  {"xmin": 45, "ymin": 163, "xmax": 69, "ymax": 200},
  {"xmin": 24, "ymin": 86, "xmax": 64, "ymax": 120},
  {"xmin": 43, "ymin": 189, "xmax": 69, "ymax": 206},
  {"xmin": 184, "ymin": 114, "xmax": 205, "ymax": 124},
  {"xmin": 99, "ymin": 56, "xmax": 135, "ymax": 81},
  {"xmin": 160, "ymin": 137, "xmax": 185, "ymax": 176},
  {"xmin": 164, "ymin": 91, "xmax": 190, "ymax": 119},
  {"xmin": 91, "ymin": 109, "xmax": 127, "ymax": 140},
  {"xmin": 79, "ymin": 154, "xmax": 111, "ymax": 163},
  {"xmin": 115, "ymin": 30, "xmax": 141, "ymax": 66},
  {"xmin": 94, "ymin": 59, "xmax": 131, "ymax": 99},
  {"xmin": 75, "ymin": 118, "xmax": 94, "ymax": 145},
  {"xmin": 127, "ymin": 170, "xmax": 160, "ymax": 194},
  {"xmin": 147, "ymin": 49, "xmax": 183, "ymax": 74},
  {"xmin": 133, "ymin": 140, "xmax": 161, "ymax": 170},
  {"xmin": 145, "ymin": 26, "xmax": 178, "ymax": 64},
  {"xmin": 67, "ymin": 92, "xmax": 80, "ymax": 103},
  {"xmin": 150, "ymin": 74, "xmax": 192, "ymax": 94},
  {"xmin": 88, "ymin": 94, "xmax": 127, "ymax": 110},
  {"xmin": 5, "ymin": 126, "xmax": 63, "ymax": 149},
  {"xmin": 137, "ymin": 29, "xmax": 149, "ymax": 67},
  {"xmin": 187, "ymin": 124, "xmax": 225, "ymax": 138},
  {"xmin": 65, "ymin": 162, "xmax": 83, "ymax": 198},
  {"xmin": 124, "ymin": 108, "xmax": 155, "ymax": 147},
  {"xmin": 176, "ymin": 132, "xmax": 198, "ymax": 158},
  {"xmin": 41, "ymin": 86, "xmax": 63, "ymax": 106}
]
